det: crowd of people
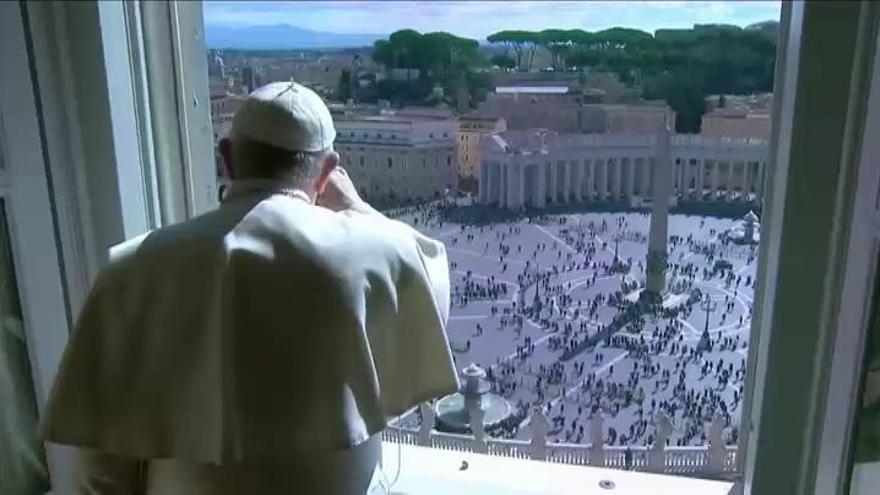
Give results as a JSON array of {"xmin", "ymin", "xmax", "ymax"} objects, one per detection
[{"xmin": 390, "ymin": 200, "xmax": 755, "ymax": 448}]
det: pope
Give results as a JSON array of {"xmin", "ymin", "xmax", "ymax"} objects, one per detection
[{"xmin": 41, "ymin": 82, "xmax": 459, "ymax": 494}]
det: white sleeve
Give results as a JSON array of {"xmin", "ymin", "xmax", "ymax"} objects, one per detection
[
  {"xmin": 340, "ymin": 206, "xmax": 459, "ymax": 415},
  {"xmin": 380, "ymin": 230, "xmax": 459, "ymax": 415}
]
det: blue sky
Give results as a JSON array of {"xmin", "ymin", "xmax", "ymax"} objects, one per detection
[{"xmin": 203, "ymin": 1, "xmax": 781, "ymax": 38}]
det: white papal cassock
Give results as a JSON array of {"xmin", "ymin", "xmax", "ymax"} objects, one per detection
[{"xmin": 41, "ymin": 181, "xmax": 459, "ymax": 494}]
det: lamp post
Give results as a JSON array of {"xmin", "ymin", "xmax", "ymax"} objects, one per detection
[
  {"xmin": 700, "ymin": 294, "xmax": 718, "ymax": 352},
  {"xmin": 533, "ymin": 273, "xmax": 540, "ymax": 303},
  {"xmin": 532, "ymin": 264, "xmax": 542, "ymax": 314},
  {"xmin": 613, "ymin": 232, "xmax": 621, "ymax": 265}
]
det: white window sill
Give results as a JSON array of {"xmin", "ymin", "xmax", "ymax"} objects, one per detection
[{"xmin": 382, "ymin": 442, "xmax": 734, "ymax": 495}]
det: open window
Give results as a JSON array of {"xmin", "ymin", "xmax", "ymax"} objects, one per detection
[{"xmin": 1, "ymin": 2, "xmax": 877, "ymax": 494}]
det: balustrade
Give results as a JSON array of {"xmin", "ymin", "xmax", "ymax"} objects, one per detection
[{"xmin": 381, "ymin": 402, "xmax": 738, "ymax": 478}]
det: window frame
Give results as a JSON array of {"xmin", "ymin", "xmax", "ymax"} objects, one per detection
[
  {"xmin": 813, "ymin": 9, "xmax": 880, "ymax": 495},
  {"xmin": 6, "ymin": 0, "xmax": 877, "ymax": 492},
  {"xmin": 1, "ymin": 2, "xmax": 79, "ymax": 490},
  {"xmin": 137, "ymin": 0, "xmax": 217, "ymax": 222},
  {"xmin": 740, "ymin": 3, "xmax": 880, "ymax": 495}
]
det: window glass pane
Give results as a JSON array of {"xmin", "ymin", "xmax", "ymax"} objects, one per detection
[
  {"xmin": 0, "ymin": 198, "xmax": 50, "ymax": 494},
  {"xmin": 201, "ymin": 0, "xmax": 780, "ymax": 481}
]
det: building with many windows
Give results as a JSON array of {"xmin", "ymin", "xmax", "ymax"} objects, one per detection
[
  {"xmin": 470, "ymin": 87, "xmax": 676, "ymax": 135},
  {"xmin": 457, "ymin": 115, "xmax": 507, "ymax": 183},
  {"xmin": 334, "ymin": 113, "xmax": 458, "ymax": 202},
  {"xmin": 701, "ymin": 107, "xmax": 773, "ymax": 141},
  {"xmin": 479, "ymin": 129, "xmax": 769, "ymax": 209}
]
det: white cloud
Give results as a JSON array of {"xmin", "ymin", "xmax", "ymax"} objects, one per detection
[{"xmin": 203, "ymin": 1, "xmax": 781, "ymax": 38}]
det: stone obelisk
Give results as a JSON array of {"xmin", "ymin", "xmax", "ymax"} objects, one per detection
[{"xmin": 642, "ymin": 123, "xmax": 672, "ymax": 304}]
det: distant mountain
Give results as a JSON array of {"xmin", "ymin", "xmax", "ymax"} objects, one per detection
[
  {"xmin": 205, "ymin": 24, "xmax": 385, "ymax": 50},
  {"xmin": 745, "ymin": 20, "xmax": 780, "ymax": 31}
]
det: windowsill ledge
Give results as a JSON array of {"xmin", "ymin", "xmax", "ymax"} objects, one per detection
[{"xmin": 382, "ymin": 442, "xmax": 734, "ymax": 495}]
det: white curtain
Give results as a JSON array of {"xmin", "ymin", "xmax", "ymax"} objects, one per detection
[{"xmin": 0, "ymin": 202, "xmax": 50, "ymax": 494}]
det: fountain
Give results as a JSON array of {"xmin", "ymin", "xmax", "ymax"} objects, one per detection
[
  {"xmin": 434, "ymin": 363, "xmax": 514, "ymax": 434},
  {"xmin": 726, "ymin": 210, "xmax": 760, "ymax": 245}
]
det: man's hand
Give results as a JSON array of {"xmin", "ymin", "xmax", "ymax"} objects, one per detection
[{"xmin": 316, "ymin": 167, "xmax": 369, "ymax": 213}]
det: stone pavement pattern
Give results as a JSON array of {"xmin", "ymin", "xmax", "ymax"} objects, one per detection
[{"xmin": 391, "ymin": 204, "xmax": 757, "ymax": 449}]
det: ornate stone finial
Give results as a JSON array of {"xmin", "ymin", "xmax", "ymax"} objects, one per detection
[
  {"xmin": 468, "ymin": 399, "xmax": 488, "ymax": 454},
  {"xmin": 707, "ymin": 412, "xmax": 726, "ymax": 473},
  {"xmin": 462, "ymin": 363, "xmax": 488, "ymax": 396},
  {"xmin": 527, "ymin": 409, "xmax": 549, "ymax": 460},
  {"xmin": 744, "ymin": 210, "xmax": 759, "ymax": 224},
  {"xmin": 649, "ymin": 412, "xmax": 672, "ymax": 472},
  {"xmin": 590, "ymin": 410, "xmax": 605, "ymax": 466},
  {"xmin": 655, "ymin": 412, "xmax": 673, "ymax": 443},
  {"xmin": 418, "ymin": 402, "xmax": 434, "ymax": 446}
]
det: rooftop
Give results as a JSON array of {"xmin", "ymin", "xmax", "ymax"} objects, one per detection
[
  {"xmin": 334, "ymin": 114, "xmax": 454, "ymax": 124},
  {"xmin": 482, "ymin": 129, "xmax": 768, "ymax": 155},
  {"xmin": 496, "ymin": 86, "xmax": 570, "ymax": 95}
]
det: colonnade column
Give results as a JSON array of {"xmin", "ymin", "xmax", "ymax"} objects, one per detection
[
  {"xmin": 755, "ymin": 161, "xmax": 765, "ymax": 201},
  {"xmin": 599, "ymin": 158, "xmax": 609, "ymax": 201},
  {"xmin": 537, "ymin": 162, "xmax": 548, "ymax": 208},
  {"xmin": 625, "ymin": 158, "xmax": 634, "ymax": 201},
  {"xmin": 478, "ymin": 161, "xmax": 488, "ymax": 203},
  {"xmin": 587, "ymin": 159, "xmax": 596, "ymax": 200},
  {"xmin": 614, "ymin": 158, "xmax": 623, "ymax": 200},
  {"xmin": 741, "ymin": 162, "xmax": 752, "ymax": 202},
  {"xmin": 696, "ymin": 159, "xmax": 706, "ymax": 201},
  {"xmin": 710, "ymin": 161, "xmax": 720, "ymax": 200},
  {"xmin": 575, "ymin": 161, "xmax": 584, "ymax": 202},
  {"xmin": 563, "ymin": 161, "xmax": 572, "ymax": 203},
  {"xmin": 506, "ymin": 162, "xmax": 524, "ymax": 209},
  {"xmin": 672, "ymin": 159, "xmax": 680, "ymax": 195},
  {"xmin": 682, "ymin": 159, "xmax": 692, "ymax": 199},
  {"xmin": 727, "ymin": 161, "xmax": 737, "ymax": 201}
]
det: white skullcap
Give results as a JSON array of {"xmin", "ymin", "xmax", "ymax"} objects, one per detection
[{"xmin": 231, "ymin": 81, "xmax": 336, "ymax": 152}]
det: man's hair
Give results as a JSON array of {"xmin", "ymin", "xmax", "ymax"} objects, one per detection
[{"xmin": 232, "ymin": 136, "xmax": 327, "ymax": 180}]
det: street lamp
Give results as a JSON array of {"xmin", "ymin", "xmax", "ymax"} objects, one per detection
[
  {"xmin": 532, "ymin": 264, "xmax": 542, "ymax": 306},
  {"xmin": 699, "ymin": 294, "xmax": 718, "ymax": 352},
  {"xmin": 613, "ymin": 232, "xmax": 621, "ymax": 264}
]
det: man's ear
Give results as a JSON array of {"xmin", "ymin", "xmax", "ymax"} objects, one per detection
[
  {"xmin": 218, "ymin": 138, "xmax": 234, "ymax": 180},
  {"xmin": 314, "ymin": 151, "xmax": 340, "ymax": 195}
]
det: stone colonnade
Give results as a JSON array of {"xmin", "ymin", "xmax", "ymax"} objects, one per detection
[{"xmin": 479, "ymin": 148, "xmax": 767, "ymax": 209}]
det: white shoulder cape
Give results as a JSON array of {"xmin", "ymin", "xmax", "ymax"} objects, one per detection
[{"xmin": 41, "ymin": 193, "xmax": 458, "ymax": 464}]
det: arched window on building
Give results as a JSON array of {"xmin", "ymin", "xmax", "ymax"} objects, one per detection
[{"xmin": 387, "ymin": 157, "xmax": 393, "ymax": 168}]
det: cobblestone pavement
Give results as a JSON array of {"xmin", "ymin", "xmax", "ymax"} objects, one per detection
[{"xmin": 392, "ymin": 205, "xmax": 758, "ymax": 448}]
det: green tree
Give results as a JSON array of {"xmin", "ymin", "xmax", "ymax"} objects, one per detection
[
  {"xmin": 539, "ymin": 29, "xmax": 583, "ymax": 70},
  {"xmin": 491, "ymin": 54, "xmax": 517, "ymax": 69},
  {"xmin": 487, "ymin": 30, "xmax": 526, "ymax": 69},
  {"xmin": 371, "ymin": 30, "xmax": 484, "ymax": 106},
  {"xmin": 521, "ymin": 31, "xmax": 541, "ymax": 71},
  {"xmin": 562, "ymin": 21, "xmax": 778, "ymax": 131},
  {"xmin": 336, "ymin": 69, "xmax": 352, "ymax": 102}
]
